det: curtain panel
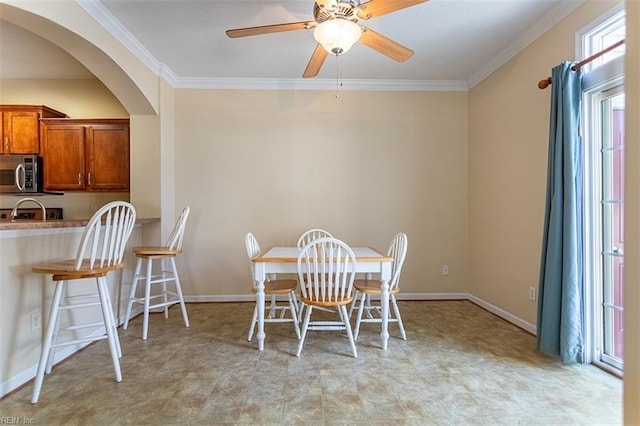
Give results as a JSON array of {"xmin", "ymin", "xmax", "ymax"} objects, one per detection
[{"xmin": 537, "ymin": 61, "xmax": 585, "ymax": 363}]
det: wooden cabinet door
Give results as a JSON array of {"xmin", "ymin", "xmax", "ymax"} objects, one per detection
[
  {"xmin": 0, "ymin": 113, "xmax": 4, "ymax": 154},
  {"xmin": 41, "ymin": 124, "xmax": 86, "ymax": 191},
  {"xmin": 3, "ymin": 111, "xmax": 40, "ymax": 154},
  {"xmin": 86, "ymin": 124, "xmax": 130, "ymax": 191}
]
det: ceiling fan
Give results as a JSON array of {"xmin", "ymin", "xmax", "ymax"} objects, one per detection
[{"xmin": 226, "ymin": 0, "xmax": 428, "ymax": 78}]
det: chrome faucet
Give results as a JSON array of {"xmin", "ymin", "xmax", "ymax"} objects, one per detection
[{"xmin": 11, "ymin": 197, "xmax": 47, "ymax": 221}]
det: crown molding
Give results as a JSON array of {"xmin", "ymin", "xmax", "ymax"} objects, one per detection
[
  {"xmin": 467, "ymin": 0, "xmax": 586, "ymax": 89},
  {"xmin": 172, "ymin": 77, "xmax": 467, "ymax": 91},
  {"xmin": 76, "ymin": 0, "xmax": 163, "ymax": 75}
]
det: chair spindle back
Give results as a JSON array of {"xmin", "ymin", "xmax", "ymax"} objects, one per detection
[{"xmin": 74, "ymin": 201, "xmax": 136, "ymax": 270}]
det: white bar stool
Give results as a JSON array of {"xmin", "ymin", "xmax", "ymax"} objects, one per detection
[
  {"xmin": 123, "ymin": 206, "xmax": 191, "ymax": 340},
  {"xmin": 30, "ymin": 201, "xmax": 137, "ymax": 404}
]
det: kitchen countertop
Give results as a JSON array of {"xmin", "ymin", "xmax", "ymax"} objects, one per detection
[{"xmin": 0, "ymin": 217, "xmax": 159, "ymax": 231}]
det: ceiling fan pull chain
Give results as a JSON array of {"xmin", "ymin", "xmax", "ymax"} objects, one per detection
[{"xmin": 336, "ymin": 53, "xmax": 342, "ymax": 99}]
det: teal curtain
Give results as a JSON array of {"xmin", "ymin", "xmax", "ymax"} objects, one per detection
[{"xmin": 537, "ymin": 62, "xmax": 584, "ymax": 363}]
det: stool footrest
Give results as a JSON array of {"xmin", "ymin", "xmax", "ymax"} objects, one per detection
[
  {"xmin": 59, "ymin": 301, "xmax": 101, "ymax": 310},
  {"xmin": 130, "ymin": 293, "xmax": 181, "ymax": 308},
  {"xmin": 52, "ymin": 334, "xmax": 108, "ymax": 349},
  {"xmin": 148, "ymin": 299, "xmax": 182, "ymax": 310},
  {"xmin": 62, "ymin": 321, "xmax": 105, "ymax": 331},
  {"xmin": 134, "ymin": 274, "xmax": 177, "ymax": 285},
  {"xmin": 307, "ymin": 321, "xmax": 346, "ymax": 331}
]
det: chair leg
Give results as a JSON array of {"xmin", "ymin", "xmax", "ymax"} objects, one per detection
[
  {"xmin": 268, "ymin": 294, "xmax": 277, "ymax": 319},
  {"xmin": 290, "ymin": 291, "xmax": 300, "ymax": 316},
  {"xmin": 391, "ymin": 295, "xmax": 406, "ymax": 340},
  {"xmin": 142, "ymin": 258, "xmax": 152, "ymax": 341},
  {"xmin": 248, "ymin": 304, "xmax": 258, "ymax": 341},
  {"xmin": 161, "ymin": 258, "xmax": 169, "ymax": 319},
  {"xmin": 96, "ymin": 276, "xmax": 122, "ymax": 383},
  {"xmin": 45, "ymin": 283, "xmax": 65, "ymax": 375},
  {"xmin": 123, "ymin": 257, "xmax": 143, "ymax": 330},
  {"xmin": 31, "ymin": 280, "xmax": 65, "ymax": 404},
  {"xmin": 364, "ymin": 294, "xmax": 374, "ymax": 319},
  {"xmin": 287, "ymin": 292, "xmax": 301, "ymax": 339},
  {"xmin": 169, "ymin": 257, "xmax": 190, "ymax": 328},
  {"xmin": 353, "ymin": 292, "xmax": 367, "ymax": 341},
  {"xmin": 296, "ymin": 306, "xmax": 312, "ymax": 357},
  {"xmin": 339, "ymin": 305, "xmax": 358, "ymax": 358},
  {"xmin": 348, "ymin": 291, "xmax": 359, "ymax": 318},
  {"xmin": 103, "ymin": 282, "xmax": 123, "ymax": 358}
]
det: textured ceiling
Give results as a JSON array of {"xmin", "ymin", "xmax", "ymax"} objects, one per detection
[{"xmin": 1, "ymin": 0, "xmax": 585, "ymax": 89}]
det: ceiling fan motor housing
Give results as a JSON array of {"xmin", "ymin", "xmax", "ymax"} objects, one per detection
[{"xmin": 314, "ymin": 1, "xmax": 361, "ymax": 24}]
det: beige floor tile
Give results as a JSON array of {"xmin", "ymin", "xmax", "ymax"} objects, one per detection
[{"xmin": 0, "ymin": 301, "xmax": 622, "ymax": 425}]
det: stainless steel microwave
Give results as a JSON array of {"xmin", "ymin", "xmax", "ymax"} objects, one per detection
[{"xmin": 0, "ymin": 155, "xmax": 43, "ymax": 193}]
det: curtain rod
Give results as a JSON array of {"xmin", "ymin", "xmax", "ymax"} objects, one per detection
[{"xmin": 537, "ymin": 39, "xmax": 626, "ymax": 89}]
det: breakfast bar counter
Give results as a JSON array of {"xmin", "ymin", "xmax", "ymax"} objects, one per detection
[{"xmin": 0, "ymin": 217, "xmax": 159, "ymax": 232}]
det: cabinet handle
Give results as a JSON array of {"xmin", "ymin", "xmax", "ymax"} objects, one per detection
[
  {"xmin": 78, "ymin": 173, "xmax": 82, "ymax": 185},
  {"xmin": 3, "ymin": 137, "xmax": 8, "ymax": 151},
  {"xmin": 88, "ymin": 172, "xmax": 92, "ymax": 186}
]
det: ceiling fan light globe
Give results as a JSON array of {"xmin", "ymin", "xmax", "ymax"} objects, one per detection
[{"xmin": 314, "ymin": 18, "xmax": 362, "ymax": 55}]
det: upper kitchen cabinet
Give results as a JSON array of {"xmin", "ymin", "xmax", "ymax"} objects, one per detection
[
  {"xmin": 0, "ymin": 105, "xmax": 67, "ymax": 154},
  {"xmin": 40, "ymin": 118, "xmax": 130, "ymax": 192}
]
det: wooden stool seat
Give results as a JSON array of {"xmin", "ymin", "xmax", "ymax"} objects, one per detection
[
  {"xmin": 33, "ymin": 260, "xmax": 124, "ymax": 279},
  {"xmin": 353, "ymin": 279, "xmax": 401, "ymax": 295},
  {"xmin": 251, "ymin": 279, "xmax": 298, "ymax": 294},
  {"xmin": 132, "ymin": 246, "xmax": 183, "ymax": 257}
]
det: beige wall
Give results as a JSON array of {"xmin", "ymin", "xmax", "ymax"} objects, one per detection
[
  {"xmin": 468, "ymin": 0, "xmax": 620, "ymax": 325},
  {"xmin": 174, "ymin": 89, "xmax": 468, "ymax": 297},
  {"xmin": 0, "ymin": 79, "xmax": 128, "ymax": 118}
]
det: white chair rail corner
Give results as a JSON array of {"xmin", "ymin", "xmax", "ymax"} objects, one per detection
[{"xmin": 251, "ymin": 245, "xmax": 393, "ymax": 351}]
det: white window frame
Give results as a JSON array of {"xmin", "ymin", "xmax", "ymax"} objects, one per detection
[{"xmin": 579, "ymin": 4, "xmax": 625, "ymax": 376}]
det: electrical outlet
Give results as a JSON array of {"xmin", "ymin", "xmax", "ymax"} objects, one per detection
[
  {"xmin": 31, "ymin": 312, "xmax": 41, "ymax": 331},
  {"xmin": 441, "ymin": 265, "xmax": 449, "ymax": 276},
  {"xmin": 529, "ymin": 286, "xmax": 537, "ymax": 301}
]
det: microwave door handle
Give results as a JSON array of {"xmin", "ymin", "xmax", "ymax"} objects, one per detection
[{"xmin": 15, "ymin": 163, "xmax": 25, "ymax": 191}]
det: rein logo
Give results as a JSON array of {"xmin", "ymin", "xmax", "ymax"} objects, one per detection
[{"xmin": 0, "ymin": 418, "xmax": 34, "ymax": 424}]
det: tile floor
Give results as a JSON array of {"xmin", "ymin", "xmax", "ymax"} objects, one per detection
[{"xmin": 0, "ymin": 301, "xmax": 622, "ymax": 425}]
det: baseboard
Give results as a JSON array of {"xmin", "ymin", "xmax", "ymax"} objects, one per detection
[
  {"xmin": 467, "ymin": 293, "xmax": 537, "ymax": 335},
  {"xmin": 184, "ymin": 292, "xmax": 470, "ymax": 303},
  {"xmin": 1, "ymin": 293, "xmax": 535, "ymax": 398}
]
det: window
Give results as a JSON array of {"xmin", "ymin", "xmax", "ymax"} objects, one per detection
[
  {"xmin": 581, "ymin": 8, "xmax": 625, "ymax": 374},
  {"xmin": 581, "ymin": 9, "xmax": 626, "ymax": 72}
]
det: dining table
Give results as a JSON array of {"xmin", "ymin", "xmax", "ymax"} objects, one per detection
[{"xmin": 251, "ymin": 245, "xmax": 394, "ymax": 351}]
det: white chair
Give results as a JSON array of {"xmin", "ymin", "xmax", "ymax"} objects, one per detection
[
  {"xmin": 296, "ymin": 228, "xmax": 333, "ymax": 249},
  {"xmin": 296, "ymin": 228, "xmax": 333, "ymax": 320},
  {"xmin": 350, "ymin": 232, "xmax": 408, "ymax": 341},
  {"xmin": 123, "ymin": 206, "xmax": 191, "ymax": 340},
  {"xmin": 245, "ymin": 232, "xmax": 300, "ymax": 341},
  {"xmin": 297, "ymin": 237, "xmax": 358, "ymax": 357},
  {"xmin": 30, "ymin": 201, "xmax": 136, "ymax": 404}
]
